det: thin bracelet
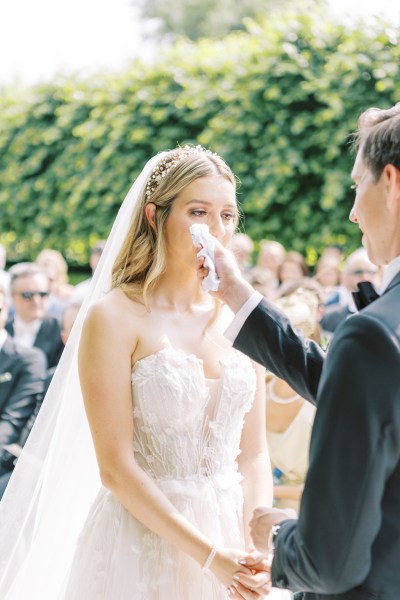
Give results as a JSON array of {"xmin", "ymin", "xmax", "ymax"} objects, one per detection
[{"xmin": 202, "ymin": 544, "xmax": 218, "ymax": 571}]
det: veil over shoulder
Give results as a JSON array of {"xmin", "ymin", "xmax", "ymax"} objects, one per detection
[{"xmin": 0, "ymin": 153, "xmax": 167, "ymax": 598}]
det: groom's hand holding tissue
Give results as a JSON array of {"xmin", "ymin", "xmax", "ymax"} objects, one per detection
[{"xmin": 196, "ymin": 237, "xmax": 253, "ymax": 311}]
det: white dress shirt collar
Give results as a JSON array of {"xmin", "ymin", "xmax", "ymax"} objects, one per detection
[
  {"xmin": 13, "ymin": 316, "xmax": 41, "ymax": 348},
  {"xmin": 380, "ymin": 256, "xmax": 400, "ymax": 293}
]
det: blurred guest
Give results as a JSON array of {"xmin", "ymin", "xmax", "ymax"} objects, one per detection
[
  {"xmin": 0, "ymin": 284, "xmax": 46, "ymax": 498},
  {"xmin": 266, "ymin": 286, "xmax": 319, "ymax": 511},
  {"xmin": 0, "ymin": 300, "xmax": 81, "ymax": 499},
  {"xmin": 36, "ymin": 249, "xmax": 74, "ymax": 321},
  {"xmin": 314, "ymin": 256, "xmax": 341, "ymax": 290},
  {"xmin": 254, "ymin": 240, "xmax": 286, "ymax": 293},
  {"xmin": 248, "ymin": 267, "xmax": 278, "ymax": 300},
  {"xmin": 60, "ymin": 302, "xmax": 81, "ymax": 344},
  {"xmin": 6, "ymin": 263, "xmax": 64, "ymax": 377},
  {"xmin": 320, "ymin": 244, "xmax": 344, "ymax": 263},
  {"xmin": 230, "ymin": 232, "xmax": 254, "ymax": 275},
  {"xmin": 278, "ymin": 251, "xmax": 308, "ymax": 287},
  {"xmin": 278, "ymin": 276, "xmax": 329, "ymax": 348},
  {"xmin": 72, "ymin": 240, "xmax": 106, "ymax": 304},
  {"xmin": 314, "ymin": 256, "xmax": 342, "ymax": 304},
  {"xmin": 0, "ymin": 299, "xmax": 82, "ymax": 498},
  {"xmin": 321, "ymin": 247, "xmax": 380, "ymax": 333},
  {"xmin": 258, "ymin": 240, "xmax": 286, "ymax": 276}
]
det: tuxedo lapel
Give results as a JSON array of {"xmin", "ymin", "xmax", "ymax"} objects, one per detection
[
  {"xmin": 34, "ymin": 320, "xmax": 49, "ymax": 350},
  {"xmin": 0, "ymin": 337, "xmax": 15, "ymax": 372},
  {"xmin": 0, "ymin": 338, "xmax": 16, "ymax": 403}
]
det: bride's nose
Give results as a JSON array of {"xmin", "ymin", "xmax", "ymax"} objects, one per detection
[{"xmin": 208, "ymin": 215, "xmax": 225, "ymax": 238}]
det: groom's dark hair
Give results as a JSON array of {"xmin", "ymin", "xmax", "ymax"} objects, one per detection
[{"xmin": 355, "ymin": 103, "xmax": 400, "ymax": 181}]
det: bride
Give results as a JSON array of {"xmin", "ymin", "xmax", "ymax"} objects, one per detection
[{"xmin": 0, "ymin": 146, "xmax": 291, "ymax": 599}]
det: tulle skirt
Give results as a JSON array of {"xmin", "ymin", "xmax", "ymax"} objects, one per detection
[{"xmin": 62, "ymin": 475, "xmax": 292, "ymax": 599}]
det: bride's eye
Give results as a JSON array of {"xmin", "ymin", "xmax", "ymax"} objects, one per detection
[
  {"xmin": 222, "ymin": 212, "xmax": 235, "ymax": 221},
  {"xmin": 191, "ymin": 210, "xmax": 207, "ymax": 217}
]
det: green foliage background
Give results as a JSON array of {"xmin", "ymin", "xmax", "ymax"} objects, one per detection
[{"xmin": 0, "ymin": 12, "xmax": 399, "ymax": 266}]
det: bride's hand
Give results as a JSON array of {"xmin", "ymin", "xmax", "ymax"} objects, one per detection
[
  {"xmin": 229, "ymin": 581, "xmax": 272, "ymax": 599},
  {"xmin": 209, "ymin": 548, "xmax": 271, "ymax": 596},
  {"xmin": 228, "ymin": 550, "xmax": 272, "ymax": 598}
]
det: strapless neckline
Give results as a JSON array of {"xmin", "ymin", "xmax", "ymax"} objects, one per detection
[{"xmin": 132, "ymin": 346, "xmax": 239, "ymax": 380}]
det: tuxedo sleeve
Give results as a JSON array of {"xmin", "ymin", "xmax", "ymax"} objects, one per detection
[
  {"xmin": 272, "ymin": 313, "xmax": 400, "ymax": 594},
  {"xmin": 0, "ymin": 347, "xmax": 46, "ymax": 446},
  {"xmin": 233, "ymin": 298, "xmax": 325, "ymax": 404}
]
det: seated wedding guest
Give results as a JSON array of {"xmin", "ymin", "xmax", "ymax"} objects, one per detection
[
  {"xmin": 230, "ymin": 232, "xmax": 254, "ymax": 276},
  {"xmin": 36, "ymin": 249, "xmax": 74, "ymax": 321},
  {"xmin": 313, "ymin": 256, "xmax": 342, "ymax": 312},
  {"xmin": 321, "ymin": 247, "xmax": 380, "ymax": 333},
  {"xmin": 6, "ymin": 263, "xmax": 64, "ymax": 378},
  {"xmin": 0, "ymin": 284, "xmax": 46, "ymax": 498},
  {"xmin": 314, "ymin": 256, "xmax": 341, "ymax": 294},
  {"xmin": 266, "ymin": 288, "xmax": 319, "ymax": 512},
  {"xmin": 71, "ymin": 240, "xmax": 106, "ymax": 304},
  {"xmin": 0, "ymin": 301, "xmax": 81, "ymax": 499},
  {"xmin": 278, "ymin": 251, "xmax": 308, "ymax": 287},
  {"xmin": 254, "ymin": 239, "xmax": 286, "ymax": 293}
]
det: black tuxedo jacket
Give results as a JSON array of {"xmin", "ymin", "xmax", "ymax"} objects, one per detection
[
  {"xmin": 234, "ymin": 271, "xmax": 400, "ymax": 600},
  {"xmin": 320, "ymin": 305, "xmax": 353, "ymax": 334},
  {"xmin": 6, "ymin": 316, "xmax": 64, "ymax": 371},
  {"xmin": 0, "ymin": 336, "xmax": 46, "ymax": 447}
]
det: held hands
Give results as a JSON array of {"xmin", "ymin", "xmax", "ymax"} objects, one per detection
[
  {"xmin": 209, "ymin": 547, "xmax": 272, "ymax": 599},
  {"xmin": 222, "ymin": 507, "xmax": 297, "ymax": 598}
]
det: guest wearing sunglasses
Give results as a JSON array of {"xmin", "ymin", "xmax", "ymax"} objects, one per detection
[{"xmin": 6, "ymin": 263, "xmax": 64, "ymax": 378}]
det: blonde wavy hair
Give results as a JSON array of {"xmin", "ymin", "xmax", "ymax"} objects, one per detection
[{"xmin": 111, "ymin": 146, "xmax": 237, "ymax": 303}]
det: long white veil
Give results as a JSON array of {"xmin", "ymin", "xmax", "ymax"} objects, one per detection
[{"xmin": 0, "ymin": 152, "xmax": 167, "ymax": 599}]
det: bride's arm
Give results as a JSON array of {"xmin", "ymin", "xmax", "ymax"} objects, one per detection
[
  {"xmin": 238, "ymin": 362, "xmax": 272, "ymax": 550},
  {"xmin": 78, "ymin": 299, "xmax": 254, "ymax": 588}
]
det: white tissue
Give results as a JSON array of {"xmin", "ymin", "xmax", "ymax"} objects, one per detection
[{"xmin": 190, "ymin": 224, "xmax": 220, "ymax": 292}]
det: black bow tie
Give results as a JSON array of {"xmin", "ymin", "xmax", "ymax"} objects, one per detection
[{"xmin": 352, "ymin": 281, "xmax": 380, "ymax": 311}]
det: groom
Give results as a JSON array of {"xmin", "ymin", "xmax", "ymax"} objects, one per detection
[{"xmin": 199, "ymin": 103, "xmax": 400, "ymax": 599}]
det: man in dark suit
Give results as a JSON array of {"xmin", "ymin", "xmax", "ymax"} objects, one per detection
[
  {"xmin": 6, "ymin": 263, "xmax": 64, "ymax": 377},
  {"xmin": 0, "ymin": 284, "xmax": 46, "ymax": 497},
  {"xmin": 198, "ymin": 104, "xmax": 400, "ymax": 599}
]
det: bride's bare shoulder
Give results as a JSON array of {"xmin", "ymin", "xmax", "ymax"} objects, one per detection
[{"xmin": 83, "ymin": 288, "xmax": 147, "ymax": 332}]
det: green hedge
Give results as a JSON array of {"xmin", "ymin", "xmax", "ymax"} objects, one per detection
[{"xmin": 0, "ymin": 11, "xmax": 399, "ymax": 265}]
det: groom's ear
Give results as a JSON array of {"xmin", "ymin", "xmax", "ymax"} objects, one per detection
[{"xmin": 144, "ymin": 203, "xmax": 157, "ymax": 230}]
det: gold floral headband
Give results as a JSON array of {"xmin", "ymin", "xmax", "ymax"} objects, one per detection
[{"xmin": 145, "ymin": 145, "xmax": 218, "ymax": 199}]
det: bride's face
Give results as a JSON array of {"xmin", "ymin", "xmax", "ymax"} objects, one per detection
[{"xmin": 164, "ymin": 175, "xmax": 237, "ymax": 266}]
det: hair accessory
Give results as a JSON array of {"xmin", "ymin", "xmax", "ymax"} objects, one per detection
[
  {"xmin": 201, "ymin": 544, "xmax": 218, "ymax": 571},
  {"xmin": 145, "ymin": 145, "xmax": 218, "ymax": 198}
]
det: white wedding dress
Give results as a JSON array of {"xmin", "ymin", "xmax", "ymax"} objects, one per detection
[{"xmin": 60, "ymin": 347, "xmax": 291, "ymax": 599}]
